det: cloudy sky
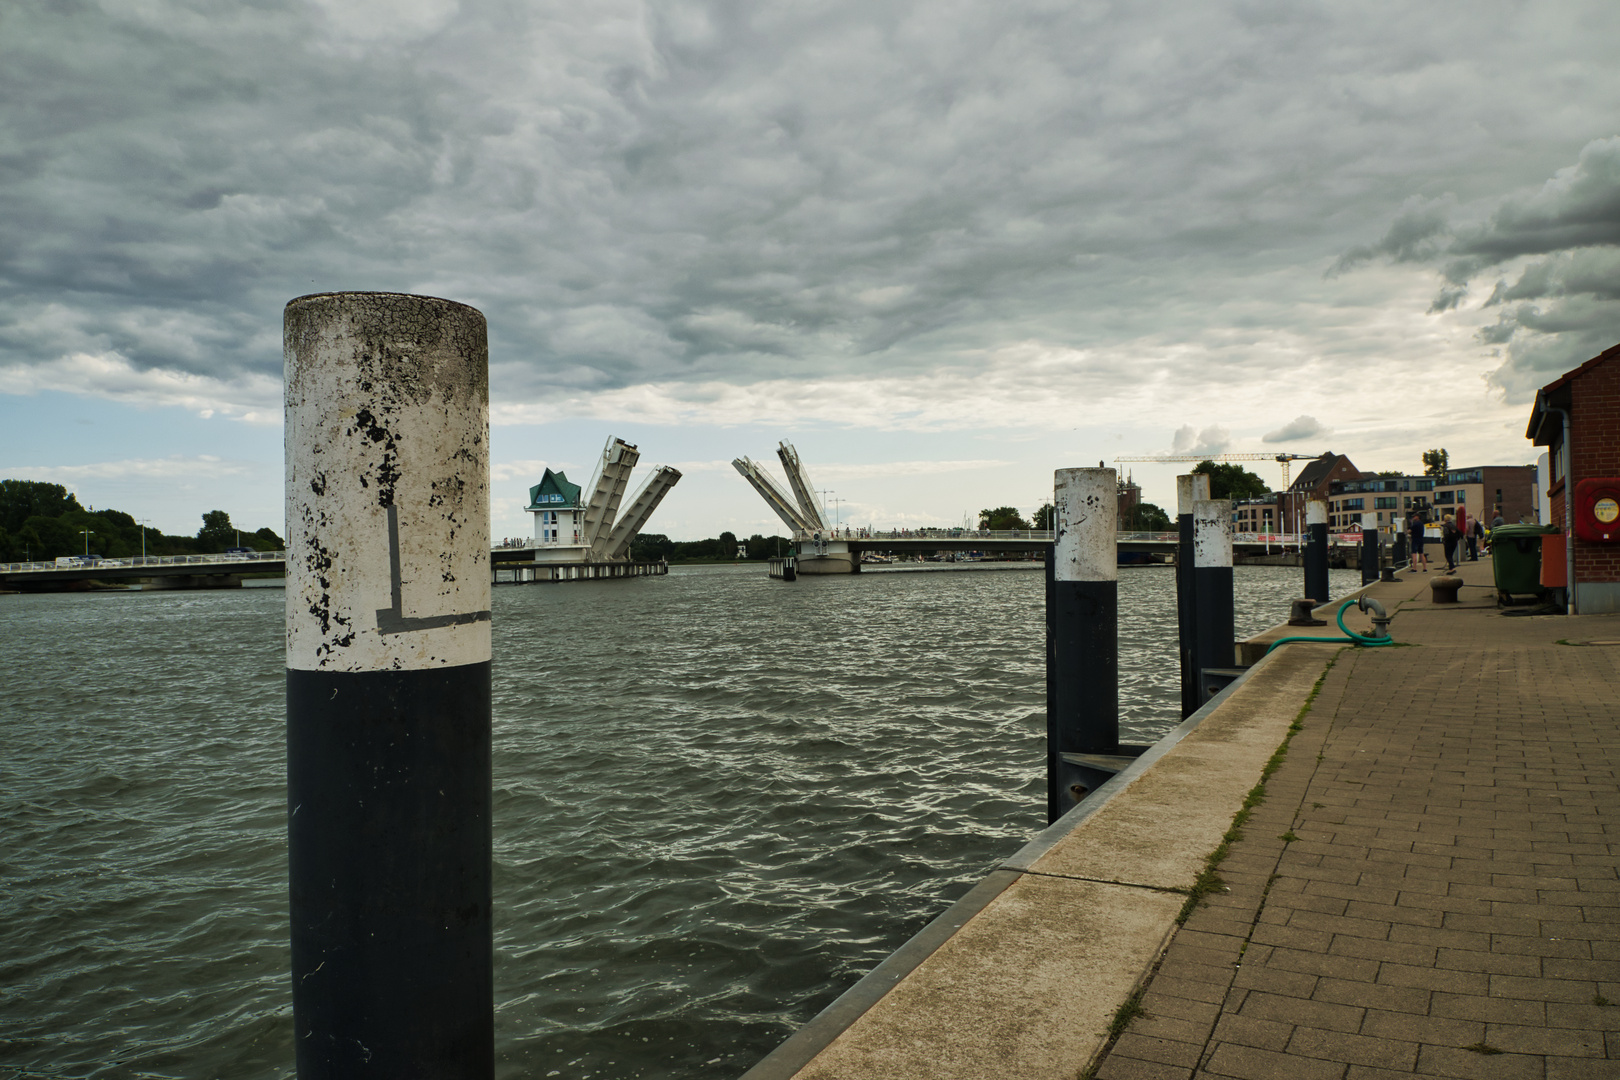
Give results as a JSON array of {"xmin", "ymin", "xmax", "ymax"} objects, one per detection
[{"xmin": 4, "ymin": 0, "xmax": 1620, "ymax": 541}]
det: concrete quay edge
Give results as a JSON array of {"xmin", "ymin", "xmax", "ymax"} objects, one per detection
[{"xmin": 740, "ymin": 639, "xmax": 1340, "ymax": 1080}]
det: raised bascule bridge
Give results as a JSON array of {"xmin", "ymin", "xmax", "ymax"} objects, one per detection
[{"xmin": 732, "ymin": 443, "xmax": 1360, "ymax": 575}]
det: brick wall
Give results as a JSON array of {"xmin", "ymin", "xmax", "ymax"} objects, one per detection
[{"xmin": 1570, "ymin": 354, "xmax": 1620, "ymax": 585}]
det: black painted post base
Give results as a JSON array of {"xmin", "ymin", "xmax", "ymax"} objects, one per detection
[{"xmin": 288, "ymin": 663, "xmax": 493, "ymax": 1078}]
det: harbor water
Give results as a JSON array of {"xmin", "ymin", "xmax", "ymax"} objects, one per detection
[{"xmin": 1, "ymin": 562, "xmax": 1357, "ymax": 1078}]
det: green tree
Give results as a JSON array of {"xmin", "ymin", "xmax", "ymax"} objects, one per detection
[
  {"xmin": 1422, "ymin": 449, "xmax": 1449, "ymax": 477},
  {"xmin": 0, "ymin": 480, "xmax": 83, "ymax": 533},
  {"xmin": 1032, "ymin": 503, "xmax": 1055, "ymax": 530},
  {"xmin": 978, "ymin": 506, "xmax": 1030, "ymax": 530},
  {"xmin": 1192, "ymin": 461, "xmax": 1270, "ymax": 500},
  {"xmin": 251, "ymin": 526, "xmax": 285, "ymax": 551},
  {"xmin": 1124, "ymin": 501, "xmax": 1173, "ymax": 531},
  {"xmin": 1375, "ymin": 470, "xmax": 1405, "ymax": 478},
  {"xmin": 629, "ymin": 532, "xmax": 674, "ymax": 562},
  {"xmin": 197, "ymin": 510, "xmax": 236, "ymax": 551}
]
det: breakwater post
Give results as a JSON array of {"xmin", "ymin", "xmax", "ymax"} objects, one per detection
[
  {"xmin": 1303, "ymin": 498, "xmax": 1329, "ymax": 609},
  {"xmin": 1046, "ymin": 467, "xmax": 1118, "ymax": 823},
  {"xmin": 284, "ymin": 293, "xmax": 494, "ymax": 1078},
  {"xmin": 1175, "ymin": 473, "xmax": 1211, "ymax": 719},
  {"xmin": 1193, "ymin": 498, "xmax": 1235, "ymax": 704},
  {"xmin": 1360, "ymin": 513, "xmax": 1379, "ymax": 585}
]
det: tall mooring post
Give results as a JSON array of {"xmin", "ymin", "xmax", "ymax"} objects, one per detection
[
  {"xmin": 1360, "ymin": 512, "xmax": 1379, "ymax": 585},
  {"xmin": 1192, "ymin": 498, "xmax": 1235, "ymax": 705},
  {"xmin": 284, "ymin": 293, "xmax": 494, "ymax": 1078},
  {"xmin": 1391, "ymin": 515, "xmax": 1408, "ymax": 567},
  {"xmin": 1303, "ymin": 498, "xmax": 1329, "ymax": 611},
  {"xmin": 1046, "ymin": 467, "xmax": 1119, "ymax": 824},
  {"xmin": 1175, "ymin": 474, "xmax": 1211, "ymax": 719}
]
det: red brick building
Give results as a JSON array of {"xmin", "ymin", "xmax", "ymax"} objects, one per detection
[
  {"xmin": 1277, "ymin": 452, "xmax": 1365, "ymax": 537},
  {"xmin": 1527, "ymin": 342, "xmax": 1620, "ymax": 613}
]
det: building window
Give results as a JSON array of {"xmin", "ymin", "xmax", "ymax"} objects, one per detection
[
  {"xmin": 1375, "ymin": 497, "xmax": 1397, "ymax": 509},
  {"xmin": 1434, "ymin": 490, "xmax": 1454, "ymax": 505},
  {"xmin": 1343, "ymin": 498, "xmax": 1364, "ymax": 511}
]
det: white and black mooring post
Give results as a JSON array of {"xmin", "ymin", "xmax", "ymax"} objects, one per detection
[
  {"xmin": 1046, "ymin": 468, "xmax": 1119, "ymax": 823},
  {"xmin": 1192, "ymin": 498, "xmax": 1235, "ymax": 706},
  {"xmin": 1175, "ymin": 474, "xmax": 1211, "ymax": 719},
  {"xmin": 284, "ymin": 293, "xmax": 493, "ymax": 1078},
  {"xmin": 1303, "ymin": 498, "xmax": 1329, "ymax": 610},
  {"xmin": 1359, "ymin": 512, "xmax": 1379, "ymax": 584}
]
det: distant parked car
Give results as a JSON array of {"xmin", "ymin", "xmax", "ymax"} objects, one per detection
[{"xmin": 224, "ymin": 547, "xmax": 256, "ymax": 558}]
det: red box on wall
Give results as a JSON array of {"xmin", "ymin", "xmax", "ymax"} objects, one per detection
[{"xmin": 1573, "ymin": 477, "xmax": 1620, "ymax": 542}]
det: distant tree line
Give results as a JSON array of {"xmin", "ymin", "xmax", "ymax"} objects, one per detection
[
  {"xmin": 0, "ymin": 479, "xmax": 284, "ymax": 562},
  {"xmin": 629, "ymin": 530, "xmax": 794, "ymax": 563}
]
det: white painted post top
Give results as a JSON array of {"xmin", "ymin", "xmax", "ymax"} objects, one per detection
[
  {"xmin": 1176, "ymin": 474, "xmax": 1212, "ymax": 516},
  {"xmin": 285, "ymin": 292, "xmax": 491, "ymax": 673},
  {"xmin": 1361, "ymin": 513, "xmax": 1377, "ymax": 531},
  {"xmin": 1054, "ymin": 468, "xmax": 1117, "ymax": 582},
  {"xmin": 1306, "ymin": 499, "xmax": 1327, "ymax": 526},
  {"xmin": 1193, "ymin": 499, "xmax": 1233, "ymax": 568}
]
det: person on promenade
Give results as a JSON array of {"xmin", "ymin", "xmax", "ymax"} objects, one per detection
[
  {"xmin": 1468, "ymin": 517, "xmax": 1484, "ymax": 561},
  {"xmin": 1408, "ymin": 509, "xmax": 1429, "ymax": 572},
  {"xmin": 1441, "ymin": 513, "xmax": 1460, "ymax": 571}
]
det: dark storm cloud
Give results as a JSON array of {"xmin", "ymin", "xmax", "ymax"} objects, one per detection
[
  {"xmin": 1337, "ymin": 136, "xmax": 1620, "ymax": 400},
  {"xmin": 6, "ymin": 1, "xmax": 1620, "ymax": 420}
]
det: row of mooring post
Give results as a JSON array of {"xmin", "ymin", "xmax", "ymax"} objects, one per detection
[{"xmin": 285, "ymin": 293, "xmax": 495, "ymax": 1078}]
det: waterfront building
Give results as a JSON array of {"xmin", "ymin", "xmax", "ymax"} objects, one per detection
[
  {"xmin": 1277, "ymin": 452, "xmax": 1365, "ymax": 536},
  {"xmin": 527, "ymin": 468, "xmax": 585, "ymax": 550},
  {"xmin": 1232, "ymin": 497, "xmax": 1277, "ymax": 535},
  {"xmin": 1326, "ymin": 466, "xmax": 1537, "ymax": 533},
  {"xmin": 1528, "ymin": 341, "xmax": 1620, "ymax": 613}
]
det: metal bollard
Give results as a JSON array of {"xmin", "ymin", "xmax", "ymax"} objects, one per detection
[
  {"xmin": 284, "ymin": 292, "xmax": 494, "ymax": 1078},
  {"xmin": 1047, "ymin": 468, "xmax": 1119, "ymax": 823}
]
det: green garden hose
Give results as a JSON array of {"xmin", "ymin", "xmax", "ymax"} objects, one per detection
[{"xmin": 1265, "ymin": 599, "xmax": 1394, "ymax": 655}]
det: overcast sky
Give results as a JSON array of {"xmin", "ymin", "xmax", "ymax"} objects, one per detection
[{"xmin": 4, "ymin": 0, "xmax": 1620, "ymax": 540}]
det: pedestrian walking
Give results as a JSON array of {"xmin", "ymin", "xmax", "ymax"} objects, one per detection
[
  {"xmin": 1408, "ymin": 510, "xmax": 1429, "ymax": 572},
  {"xmin": 1467, "ymin": 518, "xmax": 1483, "ymax": 561},
  {"xmin": 1442, "ymin": 513, "xmax": 1460, "ymax": 571}
]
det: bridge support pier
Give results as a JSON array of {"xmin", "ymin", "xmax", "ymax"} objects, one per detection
[
  {"xmin": 140, "ymin": 574, "xmax": 243, "ymax": 590},
  {"xmin": 796, "ymin": 540, "xmax": 859, "ymax": 574}
]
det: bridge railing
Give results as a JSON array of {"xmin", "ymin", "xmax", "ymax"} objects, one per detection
[{"xmin": 1, "ymin": 551, "xmax": 288, "ymax": 574}]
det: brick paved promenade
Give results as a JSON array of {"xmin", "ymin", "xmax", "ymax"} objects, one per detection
[{"xmin": 1098, "ymin": 558, "xmax": 1620, "ymax": 1079}]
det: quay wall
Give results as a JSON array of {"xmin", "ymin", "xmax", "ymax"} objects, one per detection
[{"xmin": 741, "ymin": 642, "xmax": 1339, "ymax": 1080}]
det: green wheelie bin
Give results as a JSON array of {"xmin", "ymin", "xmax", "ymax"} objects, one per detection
[{"xmin": 1489, "ymin": 523, "xmax": 1556, "ymax": 603}]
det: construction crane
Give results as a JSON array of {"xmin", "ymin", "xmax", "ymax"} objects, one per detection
[{"xmin": 1113, "ymin": 452, "xmax": 1320, "ymax": 491}]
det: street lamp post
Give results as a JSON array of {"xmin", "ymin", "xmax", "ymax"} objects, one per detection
[{"xmin": 80, "ymin": 529, "xmax": 94, "ymax": 557}]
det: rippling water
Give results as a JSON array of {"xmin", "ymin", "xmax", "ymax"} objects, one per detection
[{"xmin": 1, "ymin": 562, "xmax": 1356, "ymax": 1079}]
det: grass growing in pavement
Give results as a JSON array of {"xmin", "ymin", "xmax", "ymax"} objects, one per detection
[{"xmin": 1173, "ymin": 655, "xmax": 1337, "ymax": 926}]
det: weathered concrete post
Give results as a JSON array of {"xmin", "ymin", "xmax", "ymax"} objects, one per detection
[
  {"xmin": 1391, "ymin": 515, "xmax": 1408, "ymax": 567},
  {"xmin": 1360, "ymin": 512, "xmax": 1379, "ymax": 585},
  {"xmin": 284, "ymin": 293, "xmax": 493, "ymax": 1078},
  {"xmin": 1303, "ymin": 498, "xmax": 1329, "ymax": 609},
  {"xmin": 1175, "ymin": 474, "xmax": 1211, "ymax": 720},
  {"xmin": 1192, "ymin": 498, "xmax": 1234, "ymax": 705},
  {"xmin": 1046, "ymin": 467, "xmax": 1118, "ymax": 823}
]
